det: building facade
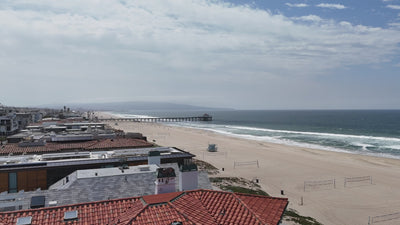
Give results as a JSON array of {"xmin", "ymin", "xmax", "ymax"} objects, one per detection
[{"xmin": 0, "ymin": 113, "xmax": 19, "ymax": 136}]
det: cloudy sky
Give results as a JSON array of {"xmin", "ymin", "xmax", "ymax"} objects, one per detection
[{"xmin": 1, "ymin": 0, "xmax": 400, "ymax": 109}]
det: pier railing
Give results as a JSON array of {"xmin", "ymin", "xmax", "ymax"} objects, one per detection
[{"xmin": 99, "ymin": 115, "xmax": 212, "ymax": 123}]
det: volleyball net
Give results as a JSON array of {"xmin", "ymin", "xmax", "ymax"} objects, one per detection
[
  {"xmin": 233, "ymin": 160, "xmax": 259, "ymax": 169},
  {"xmin": 344, "ymin": 176, "xmax": 372, "ymax": 187},
  {"xmin": 304, "ymin": 179, "xmax": 336, "ymax": 192}
]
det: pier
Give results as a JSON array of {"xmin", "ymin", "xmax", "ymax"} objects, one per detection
[{"xmin": 99, "ymin": 114, "xmax": 212, "ymax": 123}]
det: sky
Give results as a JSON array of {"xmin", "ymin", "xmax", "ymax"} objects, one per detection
[{"xmin": 1, "ymin": 0, "xmax": 400, "ymax": 110}]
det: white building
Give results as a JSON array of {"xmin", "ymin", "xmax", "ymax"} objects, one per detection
[{"xmin": 0, "ymin": 113, "xmax": 19, "ymax": 136}]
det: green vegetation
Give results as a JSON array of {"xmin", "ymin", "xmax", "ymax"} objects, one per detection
[
  {"xmin": 219, "ymin": 185, "xmax": 269, "ymax": 196},
  {"xmin": 0, "ymin": 136, "xmax": 6, "ymax": 141},
  {"xmin": 210, "ymin": 176, "xmax": 261, "ymax": 188},
  {"xmin": 283, "ymin": 209, "xmax": 323, "ymax": 225},
  {"xmin": 193, "ymin": 159, "xmax": 219, "ymax": 175},
  {"xmin": 209, "ymin": 177, "xmax": 268, "ymax": 196},
  {"xmin": 210, "ymin": 177, "xmax": 261, "ymax": 188}
]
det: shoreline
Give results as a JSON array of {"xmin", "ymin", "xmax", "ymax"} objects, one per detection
[
  {"xmin": 97, "ymin": 111, "xmax": 400, "ymax": 225},
  {"xmin": 99, "ymin": 111, "xmax": 400, "ymax": 161},
  {"xmin": 166, "ymin": 123, "xmax": 400, "ymax": 161}
]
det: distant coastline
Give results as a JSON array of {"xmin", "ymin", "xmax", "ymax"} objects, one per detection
[{"xmin": 40, "ymin": 101, "xmax": 233, "ymax": 112}]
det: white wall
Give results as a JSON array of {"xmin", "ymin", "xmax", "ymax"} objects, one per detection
[
  {"xmin": 179, "ymin": 170, "xmax": 198, "ymax": 191},
  {"xmin": 155, "ymin": 177, "xmax": 176, "ymax": 194}
]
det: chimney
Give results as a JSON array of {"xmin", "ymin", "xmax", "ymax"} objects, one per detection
[
  {"xmin": 179, "ymin": 159, "xmax": 198, "ymax": 191},
  {"xmin": 148, "ymin": 151, "xmax": 161, "ymax": 165},
  {"xmin": 155, "ymin": 167, "xmax": 176, "ymax": 194}
]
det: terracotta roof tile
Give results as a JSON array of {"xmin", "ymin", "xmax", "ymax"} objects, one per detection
[
  {"xmin": 171, "ymin": 193, "xmax": 217, "ymax": 225},
  {"xmin": 194, "ymin": 190, "xmax": 260, "ymax": 224},
  {"xmin": 0, "ymin": 197, "xmax": 141, "ymax": 225},
  {"xmin": 130, "ymin": 204, "xmax": 188, "ymax": 225},
  {"xmin": 86, "ymin": 138, "xmax": 152, "ymax": 150},
  {"xmin": 0, "ymin": 138, "xmax": 152, "ymax": 155},
  {"xmin": 0, "ymin": 190, "xmax": 288, "ymax": 225},
  {"xmin": 142, "ymin": 192, "xmax": 183, "ymax": 205},
  {"xmin": 237, "ymin": 193, "xmax": 288, "ymax": 225},
  {"xmin": 113, "ymin": 199, "xmax": 146, "ymax": 224}
]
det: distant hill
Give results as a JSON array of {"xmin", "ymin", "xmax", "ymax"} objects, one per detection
[{"xmin": 39, "ymin": 101, "xmax": 231, "ymax": 112}]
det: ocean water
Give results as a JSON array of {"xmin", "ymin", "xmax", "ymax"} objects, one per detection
[{"xmin": 111, "ymin": 110, "xmax": 400, "ymax": 159}]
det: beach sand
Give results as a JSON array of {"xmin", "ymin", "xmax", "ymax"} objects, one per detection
[{"xmin": 98, "ymin": 112, "xmax": 400, "ymax": 225}]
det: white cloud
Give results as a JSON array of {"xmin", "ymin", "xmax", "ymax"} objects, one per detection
[
  {"xmin": 389, "ymin": 22, "xmax": 400, "ymax": 27},
  {"xmin": 387, "ymin": 5, "xmax": 400, "ymax": 9},
  {"xmin": 294, "ymin": 15, "xmax": 323, "ymax": 22},
  {"xmin": 0, "ymin": 0, "xmax": 400, "ymax": 107},
  {"xmin": 285, "ymin": 3, "xmax": 308, "ymax": 8},
  {"xmin": 316, "ymin": 3, "xmax": 347, "ymax": 9}
]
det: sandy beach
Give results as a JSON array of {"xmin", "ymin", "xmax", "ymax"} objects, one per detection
[{"xmin": 98, "ymin": 112, "xmax": 400, "ymax": 225}]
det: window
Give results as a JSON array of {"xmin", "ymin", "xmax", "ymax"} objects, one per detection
[{"xmin": 8, "ymin": 172, "xmax": 17, "ymax": 193}]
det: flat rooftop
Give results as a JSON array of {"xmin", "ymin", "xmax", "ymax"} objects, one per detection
[
  {"xmin": 0, "ymin": 163, "xmax": 213, "ymax": 211},
  {"xmin": 0, "ymin": 146, "xmax": 194, "ymax": 172}
]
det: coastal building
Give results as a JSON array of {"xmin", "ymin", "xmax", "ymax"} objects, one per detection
[
  {"xmin": 0, "ymin": 189, "xmax": 288, "ymax": 225},
  {"xmin": 0, "ymin": 113, "xmax": 19, "ymax": 136},
  {"xmin": 0, "ymin": 106, "xmax": 49, "ymax": 137},
  {"xmin": 155, "ymin": 167, "xmax": 177, "ymax": 194},
  {"xmin": 0, "ymin": 161, "xmax": 212, "ymax": 211},
  {"xmin": 15, "ymin": 113, "xmax": 32, "ymax": 131},
  {"xmin": 25, "ymin": 121, "xmax": 108, "ymax": 133},
  {"xmin": 0, "ymin": 144, "xmax": 195, "ymax": 193}
]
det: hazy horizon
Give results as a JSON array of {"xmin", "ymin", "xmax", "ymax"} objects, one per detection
[{"xmin": 3, "ymin": 100, "xmax": 400, "ymax": 111}]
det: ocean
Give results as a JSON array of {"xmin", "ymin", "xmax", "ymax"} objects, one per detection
[{"xmin": 110, "ymin": 110, "xmax": 400, "ymax": 159}]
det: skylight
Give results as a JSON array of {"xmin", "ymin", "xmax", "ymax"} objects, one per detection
[
  {"xmin": 64, "ymin": 210, "xmax": 78, "ymax": 221},
  {"xmin": 16, "ymin": 216, "xmax": 32, "ymax": 225}
]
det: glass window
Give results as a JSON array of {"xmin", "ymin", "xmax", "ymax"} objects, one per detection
[{"xmin": 8, "ymin": 172, "xmax": 17, "ymax": 193}]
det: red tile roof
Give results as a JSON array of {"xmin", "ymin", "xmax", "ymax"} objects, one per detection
[
  {"xmin": 0, "ymin": 138, "xmax": 153, "ymax": 155},
  {"xmin": 130, "ymin": 204, "xmax": 188, "ymax": 225},
  {"xmin": 0, "ymin": 190, "xmax": 288, "ymax": 225},
  {"xmin": 142, "ymin": 191, "xmax": 183, "ymax": 205},
  {"xmin": 86, "ymin": 138, "xmax": 151, "ymax": 150}
]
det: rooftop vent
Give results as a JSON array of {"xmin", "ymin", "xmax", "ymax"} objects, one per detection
[
  {"xmin": 16, "ymin": 216, "xmax": 32, "ymax": 225},
  {"xmin": 171, "ymin": 222, "xmax": 183, "ymax": 225},
  {"xmin": 64, "ymin": 210, "xmax": 78, "ymax": 221}
]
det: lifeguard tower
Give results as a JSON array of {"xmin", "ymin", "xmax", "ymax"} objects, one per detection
[{"xmin": 207, "ymin": 144, "xmax": 218, "ymax": 152}]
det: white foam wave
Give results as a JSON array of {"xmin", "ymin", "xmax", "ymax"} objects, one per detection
[
  {"xmin": 226, "ymin": 125, "xmax": 400, "ymax": 142},
  {"xmin": 382, "ymin": 145, "xmax": 400, "ymax": 150},
  {"xmin": 192, "ymin": 125, "xmax": 364, "ymax": 154},
  {"xmin": 168, "ymin": 122, "xmax": 400, "ymax": 159},
  {"xmin": 352, "ymin": 142, "xmax": 375, "ymax": 151}
]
